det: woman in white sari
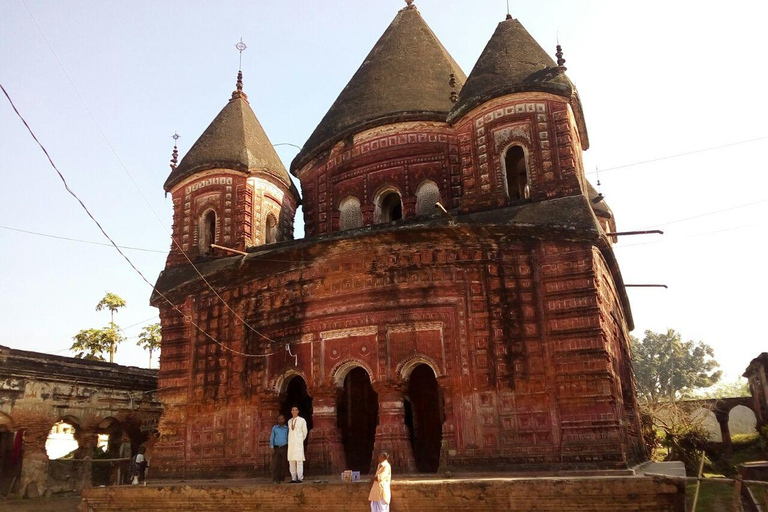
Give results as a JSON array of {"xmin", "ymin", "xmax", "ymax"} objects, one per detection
[{"xmin": 368, "ymin": 452, "xmax": 391, "ymax": 512}]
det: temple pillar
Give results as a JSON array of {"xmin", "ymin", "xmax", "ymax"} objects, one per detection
[
  {"xmin": 437, "ymin": 376, "xmax": 456, "ymax": 472},
  {"xmin": 331, "ymin": 210, "xmax": 340, "ymax": 232},
  {"xmin": 402, "ymin": 196, "xmax": 417, "ymax": 218},
  {"xmin": 18, "ymin": 426, "xmax": 49, "ymax": 498},
  {"xmin": 715, "ymin": 407, "xmax": 733, "ymax": 458},
  {"xmin": 257, "ymin": 395, "xmax": 281, "ymax": 476},
  {"xmin": 73, "ymin": 426, "xmax": 99, "ymax": 491},
  {"xmin": 305, "ymin": 386, "xmax": 344, "ymax": 475},
  {"xmin": 361, "ymin": 204, "xmax": 375, "ymax": 226},
  {"xmin": 371, "ymin": 381, "xmax": 415, "ymax": 473}
]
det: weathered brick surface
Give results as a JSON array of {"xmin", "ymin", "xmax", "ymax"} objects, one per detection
[
  {"xmin": 79, "ymin": 476, "xmax": 685, "ymax": 512},
  {"xmin": 154, "ymin": 72, "xmax": 642, "ymax": 477},
  {"xmin": 151, "ymin": 228, "xmax": 644, "ymax": 477},
  {"xmin": 0, "ymin": 346, "xmax": 161, "ymax": 496}
]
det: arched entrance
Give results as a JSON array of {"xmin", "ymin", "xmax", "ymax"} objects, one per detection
[
  {"xmin": 405, "ymin": 364, "xmax": 443, "ymax": 473},
  {"xmin": 337, "ymin": 367, "xmax": 378, "ymax": 473},
  {"xmin": 280, "ymin": 376, "xmax": 313, "ymax": 434},
  {"xmin": 0, "ymin": 414, "xmax": 19, "ymax": 496}
]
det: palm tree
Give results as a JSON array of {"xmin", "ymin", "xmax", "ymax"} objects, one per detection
[
  {"xmin": 71, "ymin": 325, "xmax": 123, "ymax": 361},
  {"xmin": 96, "ymin": 292, "xmax": 126, "ymax": 363},
  {"xmin": 137, "ymin": 323, "xmax": 162, "ymax": 369}
]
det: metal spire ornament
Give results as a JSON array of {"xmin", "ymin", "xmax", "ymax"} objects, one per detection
[
  {"xmin": 556, "ymin": 44, "xmax": 566, "ymax": 69},
  {"xmin": 449, "ymin": 73, "xmax": 458, "ymax": 103},
  {"xmin": 170, "ymin": 132, "xmax": 180, "ymax": 170},
  {"xmin": 235, "ymin": 37, "xmax": 247, "ymax": 69},
  {"xmin": 232, "ymin": 38, "xmax": 248, "ymax": 99},
  {"xmin": 506, "ymin": 0, "xmax": 512, "ymax": 20}
]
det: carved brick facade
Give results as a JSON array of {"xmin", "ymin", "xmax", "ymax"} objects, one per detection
[{"xmin": 151, "ymin": 6, "xmax": 645, "ymax": 478}]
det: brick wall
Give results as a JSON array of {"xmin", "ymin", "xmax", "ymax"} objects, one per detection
[{"xmin": 152, "ymin": 228, "xmax": 642, "ymax": 477}]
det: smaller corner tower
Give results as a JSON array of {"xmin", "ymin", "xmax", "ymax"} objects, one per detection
[
  {"xmin": 447, "ymin": 13, "xmax": 591, "ymax": 212},
  {"xmin": 163, "ymin": 70, "xmax": 300, "ymax": 267}
]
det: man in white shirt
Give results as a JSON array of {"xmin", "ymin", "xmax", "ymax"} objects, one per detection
[{"xmin": 287, "ymin": 406, "xmax": 308, "ymax": 483}]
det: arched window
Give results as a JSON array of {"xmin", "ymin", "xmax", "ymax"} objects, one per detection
[
  {"xmin": 265, "ymin": 213, "xmax": 278, "ymax": 244},
  {"xmin": 199, "ymin": 210, "xmax": 217, "ymax": 254},
  {"xmin": 415, "ymin": 180, "xmax": 441, "ymax": 217},
  {"xmin": 374, "ymin": 188, "xmax": 403, "ymax": 224},
  {"xmin": 504, "ymin": 145, "xmax": 530, "ymax": 201},
  {"xmin": 339, "ymin": 197, "xmax": 362, "ymax": 231}
]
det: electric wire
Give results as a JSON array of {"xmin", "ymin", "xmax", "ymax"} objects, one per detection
[
  {"xmin": 1, "ymin": 82, "xmax": 276, "ymax": 359},
  {"xmin": 645, "ymin": 198, "xmax": 768, "ymax": 229},
  {"xmin": 120, "ymin": 316, "xmax": 161, "ymax": 332},
  {"xmin": 0, "ymin": 224, "xmax": 166, "ymax": 253},
  {"xmin": 0, "ymin": 224, "xmax": 317, "ymax": 262},
  {"xmin": 586, "ymin": 136, "xmax": 768, "ymax": 175},
  {"xmin": 18, "ymin": 3, "xmax": 301, "ymax": 348}
]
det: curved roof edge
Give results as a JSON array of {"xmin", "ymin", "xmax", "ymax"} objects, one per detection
[
  {"xmin": 164, "ymin": 90, "xmax": 296, "ymax": 197},
  {"xmin": 290, "ymin": 5, "xmax": 465, "ymax": 175}
]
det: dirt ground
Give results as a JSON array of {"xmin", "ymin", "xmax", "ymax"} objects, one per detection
[{"xmin": 1, "ymin": 494, "xmax": 81, "ymax": 512}]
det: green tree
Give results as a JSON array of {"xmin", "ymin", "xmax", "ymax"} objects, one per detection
[
  {"xmin": 71, "ymin": 324, "xmax": 123, "ymax": 361},
  {"xmin": 631, "ymin": 328, "xmax": 722, "ymax": 403},
  {"xmin": 95, "ymin": 292, "xmax": 126, "ymax": 362},
  {"xmin": 694, "ymin": 379, "xmax": 750, "ymax": 399},
  {"xmin": 137, "ymin": 323, "xmax": 162, "ymax": 369}
]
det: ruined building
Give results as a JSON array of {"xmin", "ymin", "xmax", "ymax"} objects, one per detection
[
  {"xmin": 151, "ymin": 3, "xmax": 645, "ymax": 478},
  {"xmin": 745, "ymin": 353, "xmax": 768, "ymax": 429}
]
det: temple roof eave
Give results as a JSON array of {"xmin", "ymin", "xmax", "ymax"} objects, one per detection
[{"xmin": 291, "ymin": 111, "xmax": 451, "ymax": 176}]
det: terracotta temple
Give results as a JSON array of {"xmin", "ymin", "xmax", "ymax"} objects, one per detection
[{"xmin": 150, "ymin": 3, "xmax": 646, "ymax": 479}]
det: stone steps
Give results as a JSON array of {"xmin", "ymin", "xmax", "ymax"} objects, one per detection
[{"xmin": 79, "ymin": 475, "xmax": 685, "ymax": 512}]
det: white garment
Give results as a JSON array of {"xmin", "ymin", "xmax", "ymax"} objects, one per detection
[
  {"xmin": 289, "ymin": 460, "xmax": 304, "ymax": 481},
  {"xmin": 368, "ymin": 460, "xmax": 391, "ymax": 504},
  {"xmin": 287, "ymin": 415, "xmax": 307, "ymax": 461},
  {"xmin": 370, "ymin": 501, "xmax": 389, "ymax": 512}
]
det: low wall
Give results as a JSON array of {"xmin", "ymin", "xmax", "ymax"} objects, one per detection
[{"xmin": 79, "ymin": 475, "xmax": 685, "ymax": 512}]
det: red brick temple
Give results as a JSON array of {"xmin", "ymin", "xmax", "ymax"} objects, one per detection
[{"xmin": 151, "ymin": 3, "xmax": 645, "ymax": 479}]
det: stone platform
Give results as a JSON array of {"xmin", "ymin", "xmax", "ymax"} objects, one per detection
[{"xmin": 79, "ymin": 474, "xmax": 685, "ymax": 512}]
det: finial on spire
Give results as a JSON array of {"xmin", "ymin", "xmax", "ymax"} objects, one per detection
[
  {"xmin": 556, "ymin": 44, "xmax": 567, "ymax": 71},
  {"xmin": 405, "ymin": 0, "xmax": 415, "ymax": 9},
  {"xmin": 232, "ymin": 38, "xmax": 249, "ymax": 100},
  {"xmin": 449, "ymin": 73, "xmax": 458, "ymax": 103},
  {"xmin": 170, "ymin": 132, "xmax": 180, "ymax": 170},
  {"xmin": 235, "ymin": 37, "xmax": 247, "ymax": 69},
  {"xmin": 506, "ymin": 0, "xmax": 512, "ymax": 19}
]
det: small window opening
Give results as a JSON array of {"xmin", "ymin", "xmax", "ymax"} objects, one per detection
[
  {"xmin": 505, "ymin": 146, "xmax": 530, "ymax": 201},
  {"xmin": 200, "ymin": 210, "xmax": 216, "ymax": 254},
  {"xmin": 265, "ymin": 214, "xmax": 278, "ymax": 244},
  {"xmin": 378, "ymin": 192, "xmax": 402, "ymax": 223}
]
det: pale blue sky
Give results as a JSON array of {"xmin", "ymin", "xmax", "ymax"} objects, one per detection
[{"xmin": 1, "ymin": 0, "xmax": 766, "ymax": 380}]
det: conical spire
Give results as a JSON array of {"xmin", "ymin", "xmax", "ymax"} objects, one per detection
[
  {"xmin": 164, "ymin": 72, "xmax": 296, "ymax": 194},
  {"xmin": 447, "ymin": 16, "xmax": 574, "ymax": 123},
  {"xmin": 291, "ymin": 5, "xmax": 466, "ymax": 173}
]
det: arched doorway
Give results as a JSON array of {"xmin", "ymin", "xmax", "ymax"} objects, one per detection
[
  {"xmin": 280, "ymin": 376, "xmax": 313, "ymax": 434},
  {"xmin": 405, "ymin": 364, "xmax": 443, "ymax": 473},
  {"xmin": 0, "ymin": 414, "xmax": 19, "ymax": 495},
  {"xmin": 374, "ymin": 189, "xmax": 403, "ymax": 224},
  {"xmin": 337, "ymin": 367, "xmax": 378, "ymax": 473},
  {"xmin": 728, "ymin": 405, "xmax": 757, "ymax": 436}
]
